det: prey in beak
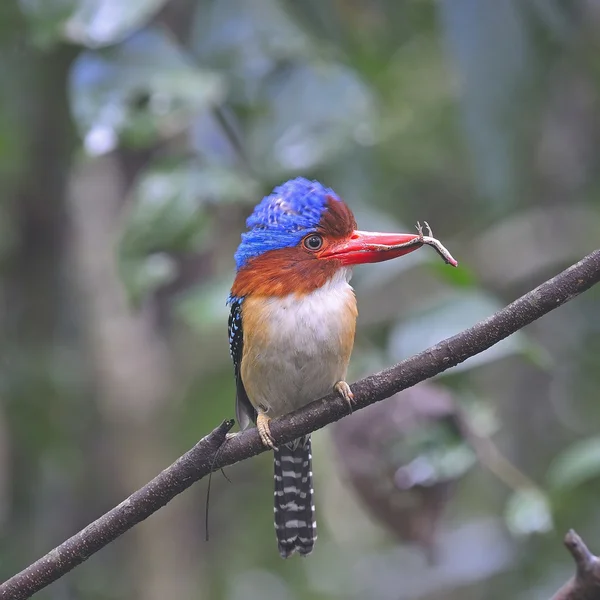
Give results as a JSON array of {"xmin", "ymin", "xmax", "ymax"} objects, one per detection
[{"xmin": 320, "ymin": 221, "xmax": 458, "ymax": 268}]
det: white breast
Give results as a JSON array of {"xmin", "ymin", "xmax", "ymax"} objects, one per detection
[{"xmin": 242, "ymin": 268, "xmax": 357, "ymax": 418}]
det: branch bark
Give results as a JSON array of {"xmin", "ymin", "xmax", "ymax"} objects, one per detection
[
  {"xmin": 551, "ymin": 531, "xmax": 600, "ymax": 600},
  {"xmin": 1, "ymin": 248, "xmax": 600, "ymax": 600}
]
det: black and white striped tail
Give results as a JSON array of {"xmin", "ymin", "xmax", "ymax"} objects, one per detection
[{"xmin": 273, "ymin": 434, "xmax": 316, "ymax": 558}]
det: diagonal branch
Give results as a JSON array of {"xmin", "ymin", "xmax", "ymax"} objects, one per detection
[{"xmin": 1, "ymin": 248, "xmax": 600, "ymax": 600}]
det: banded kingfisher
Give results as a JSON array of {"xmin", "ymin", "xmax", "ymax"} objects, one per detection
[{"xmin": 228, "ymin": 177, "xmax": 456, "ymax": 559}]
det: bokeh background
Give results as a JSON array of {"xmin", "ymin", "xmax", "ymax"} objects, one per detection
[{"xmin": 1, "ymin": 0, "xmax": 600, "ymax": 598}]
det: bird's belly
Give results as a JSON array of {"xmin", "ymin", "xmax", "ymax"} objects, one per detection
[
  {"xmin": 250, "ymin": 346, "xmax": 347, "ymax": 417},
  {"xmin": 241, "ymin": 277, "xmax": 357, "ymax": 418}
]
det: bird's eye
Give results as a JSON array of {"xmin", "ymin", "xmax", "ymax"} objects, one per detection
[{"xmin": 303, "ymin": 234, "xmax": 323, "ymax": 251}]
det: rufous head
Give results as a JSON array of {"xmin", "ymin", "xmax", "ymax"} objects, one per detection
[{"xmin": 232, "ymin": 177, "xmax": 455, "ymax": 297}]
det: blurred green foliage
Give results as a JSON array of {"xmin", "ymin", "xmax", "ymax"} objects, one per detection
[{"xmin": 1, "ymin": 0, "xmax": 600, "ymax": 599}]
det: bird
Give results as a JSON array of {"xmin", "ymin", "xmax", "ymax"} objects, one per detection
[{"xmin": 227, "ymin": 177, "xmax": 456, "ymax": 558}]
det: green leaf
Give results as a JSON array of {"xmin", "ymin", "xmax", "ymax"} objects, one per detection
[
  {"xmin": 117, "ymin": 162, "xmax": 256, "ymax": 303},
  {"xmin": 546, "ymin": 437, "xmax": 600, "ymax": 492},
  {"xmin": 388, "ymin": 291, "xmax": 528, "ymax": 373},
  {"xmin": 438, "ymin": 0, "xmax": 538, "ymax": 210},
  {"xmin": 63, "ymin": 0, "xmax": 169, "ymax": 47},
  {"xmin": 193, "ymin": 0, "xmax": 375, "ymax": 176},
  {"xmin": 191, "ymin": 0, "xmax": 312, "ymax": 104},
  {"xmin": 249, "ymin": 63, "xmax": 376, "ymax": 175},
  {"xmin": 175, "ymin": 278, "xmax": 233, "ymax": 333},
  {"xmin": 120, "ymin": 162, "xmax": 258, "ymax": 258},
  {"xmin": 119, "ymin": 253, "xmax": 177, "ymax": 307},
  {"xmin": 68, "ymin": 28, "xmax": 225, "ymax": 154},
  {"xmin": 504, "ymin": 488, "xmax": 553, "ymax": 537},
  {"xmin": 19, "ymin": 0, "xmax": 76, "ymax": 47},
  {"xmin": 428, "ymin": 259, "xmax": 478, "ymax": 288},
  {"xmin": 391, "ymin": 422, "xmax": 477, "ymax": 489}
]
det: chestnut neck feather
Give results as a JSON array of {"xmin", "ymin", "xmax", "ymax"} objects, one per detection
[
  {"xmin": 231, "ymin": 248, "xmax": 342, "ymax": 297},
  {"xmin": 232, "ymin": 196, "xmax": 356, "ymax": 298}
]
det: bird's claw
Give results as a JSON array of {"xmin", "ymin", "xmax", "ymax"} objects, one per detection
[
  {"xmin": 335, "ymin": 380, "xmax": 355, "ymax": 414},
  {"xmin": 257, "ymin": 413, "xmax": 277, "ymax": 449}
]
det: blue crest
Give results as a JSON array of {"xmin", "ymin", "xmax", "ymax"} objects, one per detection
[{"xmin": 234, "ymin": 177, "xmax": 340, "ymax": 270}]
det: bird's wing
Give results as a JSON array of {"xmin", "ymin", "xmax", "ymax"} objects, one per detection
[{"xmin": 228, "ymin": 297, "xmax": 257, "ymax": 430}]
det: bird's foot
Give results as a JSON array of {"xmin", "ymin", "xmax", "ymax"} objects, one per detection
[
  {"xmin": 257, "ymin": 413, "xmax": 276, "ymax": 449},
  {"xmin": 335, "ymin": 380, "xmax": 355, "ymax": 414}
]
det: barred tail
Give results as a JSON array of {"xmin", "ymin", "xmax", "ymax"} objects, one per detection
[{"xmin": 273, "ymin": 434, "xmax": 316, "ymax": 558}]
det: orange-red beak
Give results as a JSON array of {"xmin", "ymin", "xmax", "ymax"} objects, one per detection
[{"xmin": 320, "ymin": 229, "xmax": 458, "ymax": 267}]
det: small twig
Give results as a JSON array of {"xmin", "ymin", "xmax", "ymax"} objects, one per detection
[
  {"xmin": 212, "ymin": 106, "xmax": 256, "ymax": 175},
  {"xmin": 455, "ymin": 409, "xmax": 541, "ymax": 492},
  {"xmin": 204, "ymin": 440, "xmax": 234, "ymax": 542},
  {"xmin": 550, "ymin": 531, "xmax": 600, "ymax": 600},
  {"xmin": 1, "ymin": 249, "xmax": 600, "ymax": 599}
]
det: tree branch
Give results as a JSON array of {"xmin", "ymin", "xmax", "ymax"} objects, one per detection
[
  {"xmin": 551, "ymin": 531, "xmax": 600, "ymax": 600},
  {"xmin": 1, "ymin": 248, "xmax": 600, "ymax": 600}
]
